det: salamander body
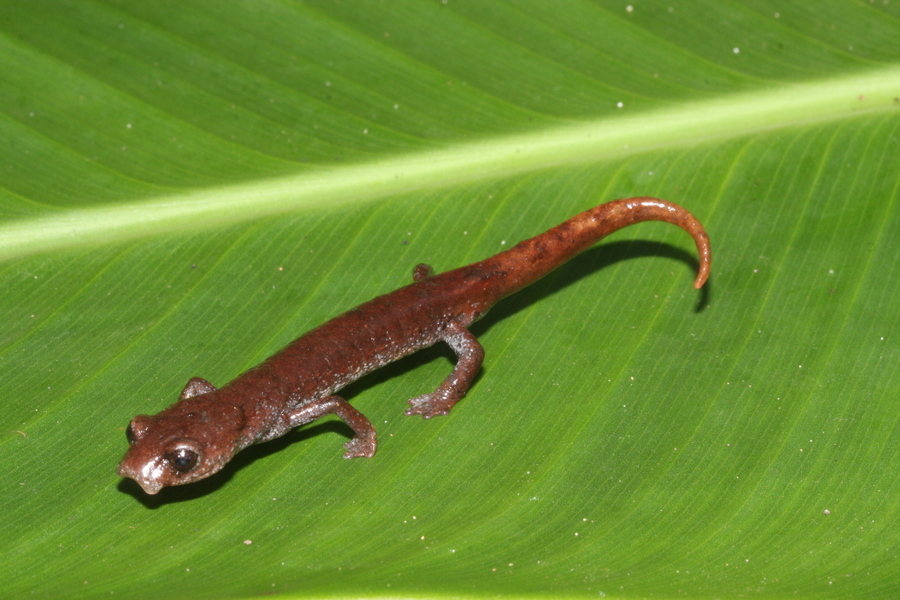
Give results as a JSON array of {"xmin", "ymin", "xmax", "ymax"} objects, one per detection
[{"xmin": 118, "ymin": 198, "xmax": 711, "ymax": 494}]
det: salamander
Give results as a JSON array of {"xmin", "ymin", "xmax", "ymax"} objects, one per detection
[{"xmin": 118, "ymin": 198, "xmax": 711, "ymax": 495}]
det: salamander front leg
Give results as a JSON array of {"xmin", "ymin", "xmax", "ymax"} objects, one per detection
[
  {"xmin": 405, "ymin": 322, "xmax": 485, "ymax": 419},
  {"xmin": 288, "ymin": 395, "xmax": 377, "ymax": 458}
]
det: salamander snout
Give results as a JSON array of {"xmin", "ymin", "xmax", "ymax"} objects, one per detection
[
  {"xmin": 118, "ymin": 413, "xmax": 212, "ymax": 494},
  {"xmin": 117, "ymin": 435, "xmax": 206, "ymax": 495}
]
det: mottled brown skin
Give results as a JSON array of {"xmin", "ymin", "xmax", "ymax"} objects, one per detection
[{"xmin": 118, "ymin": 198, "xmax": 712, "ymax": 494}]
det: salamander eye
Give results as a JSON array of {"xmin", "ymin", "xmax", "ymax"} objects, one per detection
[
  {"xmin": 165, "ymin": 447, "xmax": 200, "ymax": 473},
  {"xmin": 125, "ymin": 423, "xmax": 136, "ymax": 445}
]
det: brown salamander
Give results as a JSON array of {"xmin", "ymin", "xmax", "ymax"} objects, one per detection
[{"xmin": 118, "ymin": 198, "xmax": 711, "ymax": 495}]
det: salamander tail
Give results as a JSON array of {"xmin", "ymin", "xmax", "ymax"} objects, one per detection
[{"xmin": 476, "ymin": 197, "xmax": 712, "ymax": 299}]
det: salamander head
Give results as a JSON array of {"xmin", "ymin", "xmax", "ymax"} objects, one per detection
[{"xmin": 117, "ymin": 397, "xmax": 246, "ymax": 495}]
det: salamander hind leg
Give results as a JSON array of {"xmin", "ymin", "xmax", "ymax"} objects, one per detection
[
  {"xmin": 405, "ymin": 323, "xmax": 484, "ymax": 419},
  {"xmin": 412, "ymin": 263, "xmax": 435, "ymax": 282},
  {"xmin": 288, "ymin": 395, "xmax": 377, "ymax": 458}
]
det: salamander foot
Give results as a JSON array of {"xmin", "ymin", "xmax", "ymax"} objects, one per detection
[
  {"xmin": 343, "ymin": 433, "xmax": 377, "ymax": 459},
  {"xmin": 405, "ymin": 393, "xmax": 455, "ymax": 419}
]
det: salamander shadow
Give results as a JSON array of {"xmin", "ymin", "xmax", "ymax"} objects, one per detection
[
  {"xmin": 480, "ymin": 238, "xmax": 711, "ymax": 325},
  {"xmin": 117, "ymin": 421, "xmax": 348, "ymax": 505},
  {"xmin": 341, "ymin": 238, "xmax": 709, "ymax": 395},
  {"xmin": 118, "ymin": 239, "xmax": 708, "ymax": 505}
]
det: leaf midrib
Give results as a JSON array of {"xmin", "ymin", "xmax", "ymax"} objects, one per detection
[{"xmin": 2, "ymin": 65, "xmax": 898, "ymax": 262}]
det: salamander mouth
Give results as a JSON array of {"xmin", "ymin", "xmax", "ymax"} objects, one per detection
[{"xmin": 116, "ymin": 462, "xmax": 164, "ymax": 495}]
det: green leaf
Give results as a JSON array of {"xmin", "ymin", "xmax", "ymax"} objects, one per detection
[{"xmin": 3, "ymin": 1, "xmax": 899, "ymax": 598}]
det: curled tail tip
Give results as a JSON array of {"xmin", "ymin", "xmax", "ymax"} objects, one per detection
[
  {"xmin": 693, "ymin": 244, "xmax": 712, "ymax": 289},
  {"xmin": 672, "ymin": 201, "xmax": 711, "ymax": 291},
  {"xmin": 610, "ymin": 196, "xmax": 712, "ymax": 290},
  {"xmin": 693, "ymin": 269, "xmax": 709, "ymax": 289}
]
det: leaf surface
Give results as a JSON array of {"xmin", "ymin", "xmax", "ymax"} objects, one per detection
[{"xmin": 2, "ymin": 2, "xmax": 900, "ymax": 599}]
